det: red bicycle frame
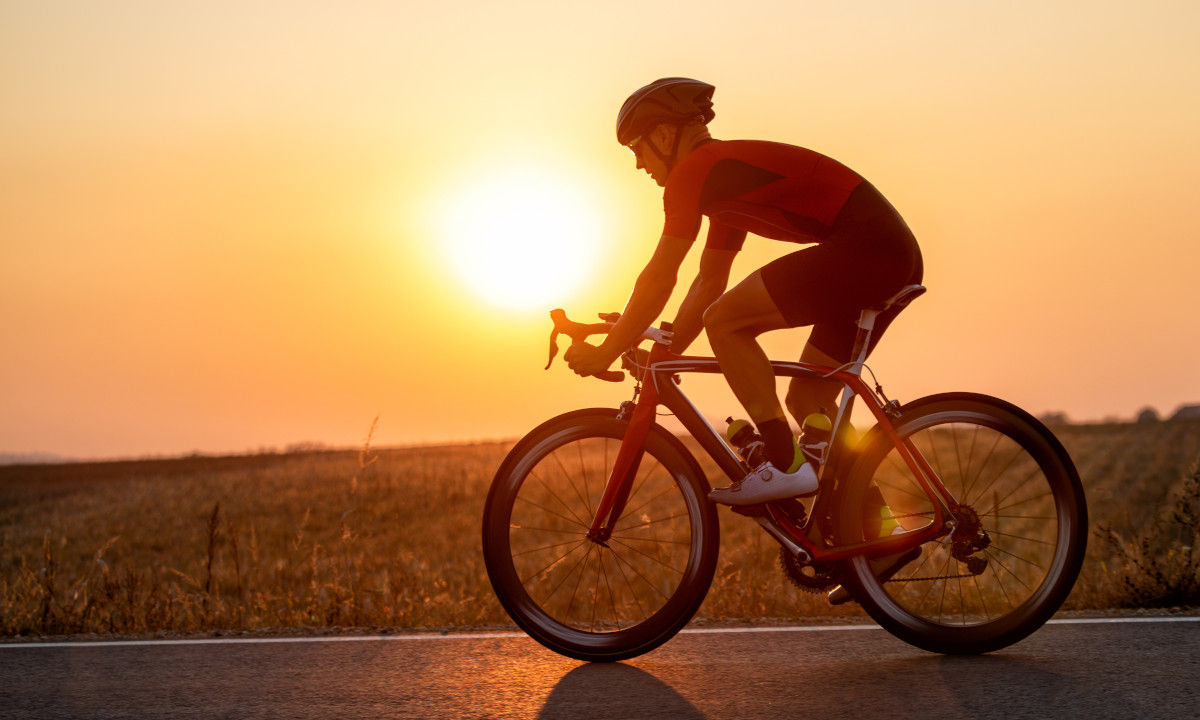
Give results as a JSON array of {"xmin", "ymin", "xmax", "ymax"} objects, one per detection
[{"xmin": 586, "ymin": 340, "xmax": 958, "ymax": 563}]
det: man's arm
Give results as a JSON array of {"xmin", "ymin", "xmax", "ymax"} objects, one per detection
[
  {"xmin": 597, "ymin": 235, "xmax": 692, "ymax": 358},
  {"xmin": 565, "ymin": 235, "xmax": 691, "ymax": 376},
  {"xmin": 669, "ymin": 246, "xmax": 737, "ymax": 353}
]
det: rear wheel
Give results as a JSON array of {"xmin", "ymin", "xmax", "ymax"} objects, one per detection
[
  {"xmin": 838, "ymin": 393, "xmax": 1087, "ymax": 654},
  {"xmin": 482, "ymin": 409, "xmax": 719, "ymax": 661}
]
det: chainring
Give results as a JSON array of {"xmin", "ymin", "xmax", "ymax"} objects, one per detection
[{"xmin": 778, "ymin": 547, "xmax": 840, "ymax": 593}]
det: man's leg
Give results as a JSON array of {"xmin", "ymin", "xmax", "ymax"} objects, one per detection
[
  {"xmin": 704, "ymin": 270, "xmax": 820, "ymax": 503},
  {"xmin": 784, "ymin": 342, "xmax": 843, "ymax": 427},
  {"xmin": 702, "ymin": 269, "xmax": 790, "ymax": 427}
]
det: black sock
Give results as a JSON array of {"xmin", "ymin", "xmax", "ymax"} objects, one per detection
[{"xmin": 758, "ymin": 418, "xmax": 797, "ymax": 471}]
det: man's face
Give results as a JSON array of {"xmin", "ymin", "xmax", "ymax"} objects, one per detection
[{"xmin": 629, "ymin": 126, "xmax": 672, "ymax": 187}]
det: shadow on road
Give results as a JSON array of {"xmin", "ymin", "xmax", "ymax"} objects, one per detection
[{"xmin": 536, "ymin": 662, "xmax": 707, "ymax": 720}]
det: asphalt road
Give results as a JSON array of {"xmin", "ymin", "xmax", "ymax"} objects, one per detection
[{"xmin": 2, "ymin": 618, "xmax": 1197, "ymax": 720}]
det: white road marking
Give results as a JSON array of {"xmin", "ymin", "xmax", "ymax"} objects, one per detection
[{"xmin": 1, "ymin": 616, "xmax": 1195, "ymax": 649}]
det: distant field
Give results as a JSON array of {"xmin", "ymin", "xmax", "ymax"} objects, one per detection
[{"xmin": 1, "ymin": 420, "xmax": 1197, "ymax": 637}]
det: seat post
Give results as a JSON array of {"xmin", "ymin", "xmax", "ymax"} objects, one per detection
[
  {"xmin": 827, "ymin": 284, "xmax": 924, "ymax": 451},
  {"xmin": 846, "ymin": 284, "xmax": 925, "ymax": 374},
  {"xmin": 849, "ymin": 308, "xmax": 880, "ymax": 375},
  {"xmin": 827, "ymin": 308, "xmax": 878, "ymax": 461}
]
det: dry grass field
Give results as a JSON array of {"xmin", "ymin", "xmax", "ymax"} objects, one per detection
[{"xmin": 1, "ymin": 419, "xmax": 1197, "ymax": 637}]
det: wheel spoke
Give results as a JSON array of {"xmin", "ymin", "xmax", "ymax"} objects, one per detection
[
  {"xmin": 609, "ymin": 536, "xmax": 687, "ymax": 575},
  {"xmin": 950, "ymin": 422, "xmax": 966, "ymax": 495},
  {"xmin": 615, "ymin": 483, "xmax": 679, "ymax": 529},
  {"xmin": 577, "ymin": 438, "xmax": 595, "ymax": 518},
  {"xmin": 610, "ymin": 533, "xmax": 691, "ymax": 546},
  {"xmin": 520, "ymin": 538, "xmax": 588, "ymax": 586},
  {"xmin": 956, "ymin": 573, "xmax": 967, "ymax": 625},
  {"xmin": 599, "ymin": 549, "xmax": 619, "ymax": 630},
  {"xmin": 512, "ymin": 537, "xmax": 588, "ymax": 558},
  {"xmin": 987, "ymin": 528, "xmax": 1055, "ymax": 547},
  {"xmin": 964, "ymin": 442, "xmax": 1027, "ymax": 508},
  {"xmin": 972, "ymin": 572, "xmax": 992, "ymax": 622},
  {"xmin": 961, "ymin": 428, "xmax": 1005, "ymax": 501},
  {"xmin": 987, "ymin": 542, "xmax": 1047, "ymax": 572},
  {"xmin": 549, "ymin": 449, "xmax": 595, "ymax": 525},
  {"xmin": 526, "ymin": 469, "xmax": 590, "ymax": 527},
  {"xmin": 622, "ymin": 456, "xmax": 668, "ymax": 514},
  {"xmin": 981, "ymin": 489, "xmax": 1054, "ymax": 518},
  {"xmin": 878, "ymin": 477, "xmax": 932, "ymax": 504},
  {"xmin": 974, "ymin": 464, "xmax": 1046, "ymax": 517},
  {"xmin": 608, "ymin": 545, "xmax": 647, "ymax": 619},
  {"xmin": 612, "ymin": 511, "xmax": 690, "ymax": 533},
  {"xmin": 564, "ymin": 544, "xmax": 595, "ymax": 624},
  {"xmin": 515, "ymin": 492, "xmax": 588, "ymax": 530},
  {"xmin": 537, "ymin": 541, "xmax": 592, "ymax": 606},
  {"xmin": 983, "ymin": 546, "xmax": 1034, "ymax": 592},
  {"xmin": 936, "ymin": 551, "xmax": 952, "ymax": 622},
  {"xmin": 607, "ymin": 545, "xmax": 672, "ymax": 601},
  {"xmin": 914, "ymin": 542, "xmax": 951, "ymax": 607},
  {"xmin": 510, "ymin": 524, "xmax": 587, "ymax": 536}
]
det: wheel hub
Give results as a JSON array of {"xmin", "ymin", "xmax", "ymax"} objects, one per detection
[{"xmin": 949, "ymin": 504, "xmax": 990, "ymax": 575}]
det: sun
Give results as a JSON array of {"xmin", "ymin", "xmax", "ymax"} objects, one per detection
[{"xmin": 439, "ymin": 168, "xmax": 602, "ymax": 311}]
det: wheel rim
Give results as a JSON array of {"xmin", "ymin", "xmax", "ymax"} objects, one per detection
[
  {"xmin": 853, "ymin": 410, "xmax": 1072, "ymax": 629},
  {"xmin": 505, "ymin": 431, "xmax": 700, "ymax": 634}
]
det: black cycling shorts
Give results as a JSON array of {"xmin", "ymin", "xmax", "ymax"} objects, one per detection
[{"xmin": 759, "ymin": 181, "xmax": 923, "ymax": 362}]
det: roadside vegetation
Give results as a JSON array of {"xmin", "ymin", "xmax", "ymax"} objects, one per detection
[{"xmin": 1, "ymin": 419, "xmax": 1197, "ymax": 637}]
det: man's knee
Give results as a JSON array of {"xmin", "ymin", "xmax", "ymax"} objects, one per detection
[
  {"xmin": 702, "ymin": 298, "xmax": 734, "ymax": 336},
  {"xmin": 786, "ymin": 375, "xmax": 839, "ymax": 417}
]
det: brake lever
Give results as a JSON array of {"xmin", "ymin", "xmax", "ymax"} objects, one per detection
[
  {"xmin": 546, "ymin": 309, "xmax": 625, "ymax": 382},
  {"xmin": 545, "ymin": 328, "xmax": 560, "ymax": 370}
]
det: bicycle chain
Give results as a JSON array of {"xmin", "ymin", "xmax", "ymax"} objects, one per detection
[
  {"xmin": 884, "ymin": 552, "xmax": 988, "ymax": 583},
  {"xmin": 887, "ymin": 572, "xmax": 980, "ymax": 582},
  {"xmin": 875, "ymin": 510, "xmax": 989, "ymax": 583}
]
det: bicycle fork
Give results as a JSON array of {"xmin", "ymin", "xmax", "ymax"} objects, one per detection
[{"xmin": 586, "ymin": 380, "xmax": 659, "ymax": 544}]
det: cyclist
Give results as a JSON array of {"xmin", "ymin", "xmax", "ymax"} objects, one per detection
[{"xmin": 566, "ymin": 77, "xmax": 923, "ymax": 507}]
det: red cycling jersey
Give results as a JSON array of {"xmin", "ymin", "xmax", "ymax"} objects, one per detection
[{"xmin": 662, "ymin": 139, "xmax": 864, "ymax": 251}]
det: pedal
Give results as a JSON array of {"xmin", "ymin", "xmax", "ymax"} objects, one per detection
[
  {"xmin": 730, "ymin": 503, "xmax": 768, "ymax": 519},
  {"xmin": 770, "ymin": 497, "xmax": 808, "ymax": 525}
]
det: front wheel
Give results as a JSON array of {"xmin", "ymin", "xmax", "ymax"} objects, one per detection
[
  {"xmin": 482, "ymin": 408, "xmax": 719, "ymax": 661},
  {"xmin": 838, "ymin": 393, "xmax": 1087, "ymax": 654}
]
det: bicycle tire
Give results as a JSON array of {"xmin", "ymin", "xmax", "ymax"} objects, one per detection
[
  {"xmin": 482, "ymin": 408, "xmax": 719, "ymax": 661},
  {"xmin": 836, "ymin": 393, "xmax": 1087, "ymax": 654}
]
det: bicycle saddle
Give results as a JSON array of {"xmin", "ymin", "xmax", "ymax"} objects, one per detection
[{"xmin": 874, "ymin": 284, "xmax": 926, "ymax": 312}]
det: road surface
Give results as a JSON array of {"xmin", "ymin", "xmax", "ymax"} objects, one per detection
[{"xmin": 2, "ymin": 617, "xmax": 1197, "ymax": 719}]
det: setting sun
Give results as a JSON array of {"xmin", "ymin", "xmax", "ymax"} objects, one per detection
[{"xmin": 438, "ymin": 168, "xmax": 602, "ymax": 311}]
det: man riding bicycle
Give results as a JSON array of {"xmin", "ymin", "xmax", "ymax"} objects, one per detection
[{"xmin": 566, "ymin": 77, "xmax": 924, "ymax": 507}]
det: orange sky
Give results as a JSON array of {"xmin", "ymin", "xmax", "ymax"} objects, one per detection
[{"xmin": 2, "ymin": 1, "xmax": 1198, "ymax": 458}]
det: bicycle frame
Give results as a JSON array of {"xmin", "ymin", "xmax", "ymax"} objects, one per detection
[{"xmin": 587, "ymin": 340, "xmax": 958, "ymax": 564}]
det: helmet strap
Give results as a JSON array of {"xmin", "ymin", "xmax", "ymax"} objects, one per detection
[{"xmin": 645, "ymin": 122, "xmax": 687, "ymax": 173}]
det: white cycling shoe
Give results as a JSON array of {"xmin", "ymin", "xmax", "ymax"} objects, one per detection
[{"xmin": 709, "ymin": 461, "xmax": 819, "ymax": 506}]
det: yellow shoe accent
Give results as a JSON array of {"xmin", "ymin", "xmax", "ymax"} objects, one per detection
[
  {"xmin": 784, "ymin": 438, "xmax": 805, "ymax": 473},
  {"xmin": 879, "ymin": 506, "xmax": 900, "ymax": 537}
]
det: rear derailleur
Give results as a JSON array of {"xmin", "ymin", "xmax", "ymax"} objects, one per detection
[{"xmin": 949, "ymin": 503, "xmax": 991, "ymax": 576}]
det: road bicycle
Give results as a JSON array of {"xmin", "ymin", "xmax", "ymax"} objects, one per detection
[{"xmin": 482, "ymin": 285, "xmax": 1087, "ymax": 661}]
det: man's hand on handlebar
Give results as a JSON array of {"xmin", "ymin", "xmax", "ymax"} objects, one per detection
[
  {"xmin": 564, "ymin": 341, "xmax": 620, "ymax": 379},
  {"xmin": 548, "ymin": 308, "xmax": 672, "ymax": 382}
]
